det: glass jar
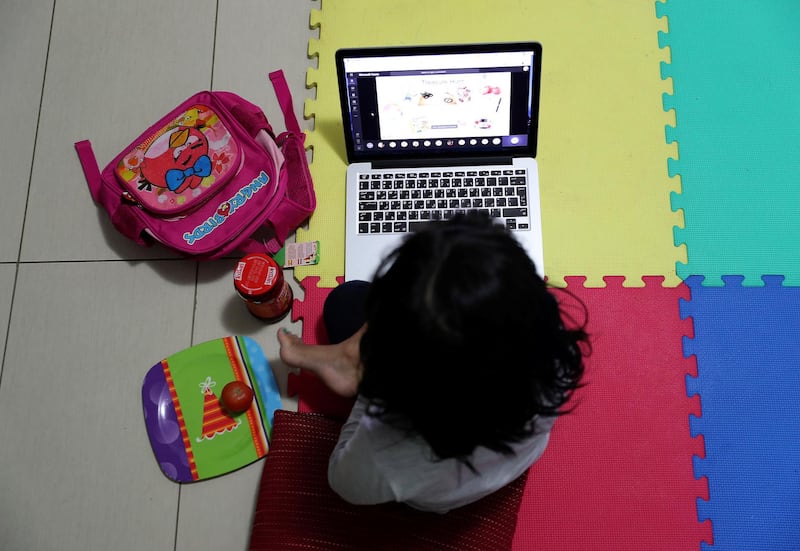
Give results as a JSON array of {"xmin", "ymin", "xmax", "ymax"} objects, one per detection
[{"xmin": 233, "ymin": 253, "xmax": 293, "ymax": 322}]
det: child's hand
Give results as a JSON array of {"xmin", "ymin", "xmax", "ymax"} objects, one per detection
[{"xmin": 277, "ymin": 326, "xmax": 365, "ymax": 398}]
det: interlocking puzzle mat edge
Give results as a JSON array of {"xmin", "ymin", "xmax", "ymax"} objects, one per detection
[{"xmin": 286, "ymin": 275, "xmax": 355, "ymax": 420}]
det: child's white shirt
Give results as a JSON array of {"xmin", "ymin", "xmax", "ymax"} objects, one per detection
[{"xmin": 328, "ymin": 396, "xmax": 555, "ymax": 513}]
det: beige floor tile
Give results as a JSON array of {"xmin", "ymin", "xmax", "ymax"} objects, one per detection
[
  {"xmin": 175, "ymin": 258, "xmax": 302, "ymax": 551},
  {"xmin": 0, "ymin": 260, "xmax": 196, "ymax": 550},
  {"xmin": 0, "ymin": 2, "xmax": 52, "ymax": 261},
  {"xmin": 21, "ymin": 0, "xmax": 217, "ymax": 262},
  {"xmin": 213, "ymin": 0, "xmax": 316, "ymax": 134},
  {"xmin": 174, "ymin": 464, "xmax": 265, "ymax": 551},
  {"xmin": 3, "ymin": 1, "xmax": 319, "ymax": 549},
  {"xmin": 193, "ymin": 258, "xmax": 301, "ymax": 410},
  {"xmin": 0, "ymin": 265, "xmax": 16, "ymax": 379}
]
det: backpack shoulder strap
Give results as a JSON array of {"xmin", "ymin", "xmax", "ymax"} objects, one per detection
[
  {"xmin": 74, "ymin": 140, "xmax": 149, "ymax": 246},
  {"xmin": 215, "ymin": 91, "xmax": 275, "ymax": 139},
  {"xmin": 269, "ymin": 70, "xmax": 303, "ymax": 138},
  {"xmin": 74, "ymin": 140, "xmax": 104, "ymax": 203},
  {"xmin": 243, "ymin": 70, "xmax": 314, "ymax": 255}
]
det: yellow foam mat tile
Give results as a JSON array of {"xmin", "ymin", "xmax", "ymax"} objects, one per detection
[{"xmin": 296, "ymin": 0, "xmax": 681, "ymax": 288}]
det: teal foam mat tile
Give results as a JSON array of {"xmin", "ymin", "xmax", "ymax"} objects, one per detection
[{"xmin": 658, "ymin": 1, "xmax": 800, "ymax": 286}]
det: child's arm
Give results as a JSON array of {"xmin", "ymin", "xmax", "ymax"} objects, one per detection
[{"xmin": 327, "ymin": 397, "xmax": 397, "ymax": 505}]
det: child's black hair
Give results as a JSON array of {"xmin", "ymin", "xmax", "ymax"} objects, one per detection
[{"xmin": 358, "ymin": 211, "xmax": 589, "ymax": 465}]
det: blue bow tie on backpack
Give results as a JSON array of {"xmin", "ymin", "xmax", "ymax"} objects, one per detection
[{"xmin": 166, "ymin": 154, "xmax": 212, "ymax": 191}]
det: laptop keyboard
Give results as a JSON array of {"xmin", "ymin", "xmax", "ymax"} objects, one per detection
[{"xmin": 356, "ymin": 168, "xmax": 531, "ymax": 234}]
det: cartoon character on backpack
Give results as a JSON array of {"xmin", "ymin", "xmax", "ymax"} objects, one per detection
[{"xmin": 140, "ymin": 126, "xmax": 212, "ymax": 194}]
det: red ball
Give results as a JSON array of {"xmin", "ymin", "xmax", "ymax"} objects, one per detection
[{"xmin": 221, "ymin": 381, "xmax": 254, "ymax": 414}]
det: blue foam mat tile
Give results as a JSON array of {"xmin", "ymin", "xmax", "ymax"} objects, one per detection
[{"xmin": 680, "ymin": 275, "xmax": 800, "ymax": 550}]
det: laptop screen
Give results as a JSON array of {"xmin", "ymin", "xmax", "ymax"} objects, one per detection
[{"xmin": 336, "ymin": 42, "xmax": 542, "ymax": 163}]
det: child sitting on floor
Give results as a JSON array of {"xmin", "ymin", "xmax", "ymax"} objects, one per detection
[{"xmin": 277, "ymin": 212, "xmax": 588, "ymax": 513}]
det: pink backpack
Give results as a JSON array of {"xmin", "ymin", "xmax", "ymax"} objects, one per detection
[{"xmin": 75, "ymin": 71, "xmax": 315, "ymax": 260}]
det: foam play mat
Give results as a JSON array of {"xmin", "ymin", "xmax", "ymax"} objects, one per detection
[
  {"xmin": 681, "ymin": 276, "xmax": 800, "ymax": 550},
  {"xmin": 142, "ymin": 336, "xmax": 281, "ymax": 482},
  {"xmin": 297, "ymin": 0, "xmax": 681, "ymax": 288},
  {"xmin": 285, "ymin": 276, "xmax": 354, "ymax": 420},
  {"xmin": 659, "ymin": 2, "xmax": 800, "ymax": 548},
  {"xmin": 279, "ymin": 1, "xmax": 800, "ymax": 549},
  {"xmin": 659, "ymin": 0, "xmax": 800, "ymax": 286},
  {"xmin": 511, "ymin": 278, "xmax": 710, "ymax": 549}
]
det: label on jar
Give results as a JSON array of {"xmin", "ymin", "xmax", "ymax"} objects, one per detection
[
  {"xmin": 234, "ymin": 261, "xmax": 246, "ymax": 281},
  {"xmin": 248, "ymin": 280, "xmax": 293, "ymax": 321},
  {"xmin": 264, "ymin": 266, "xmax": 277, "ymax": 287}
]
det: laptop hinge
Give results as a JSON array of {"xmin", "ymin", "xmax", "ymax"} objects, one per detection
[{"xmin": 371, "ymin": 156, "xmax": 515, "ymax": 170}]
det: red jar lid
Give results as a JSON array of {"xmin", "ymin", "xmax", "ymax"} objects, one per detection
[{"xmin": 233, "ymin": 254, "xmax": 283, "ymax": 301}]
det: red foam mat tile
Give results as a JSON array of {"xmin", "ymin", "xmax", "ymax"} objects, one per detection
[
  {"xmin": 512, "ymin": 276, "xmax": 710, "ymax": 550},
  {"xmin": 287, "ymin": 275, "xmax": 709, "ymax": 548},
  {"xmin": 286, "ymin": 276, "xmax": 354, "ymax": 420}
]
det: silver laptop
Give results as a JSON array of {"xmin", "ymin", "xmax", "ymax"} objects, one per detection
[{"xmin": 336, "ymin": 42, "xmax": 544, "ymax": 281}]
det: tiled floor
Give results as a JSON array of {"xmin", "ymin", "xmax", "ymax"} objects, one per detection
[{"xmin": 0, "ymin": 2, "xmax": 314, "ymax": 549}]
